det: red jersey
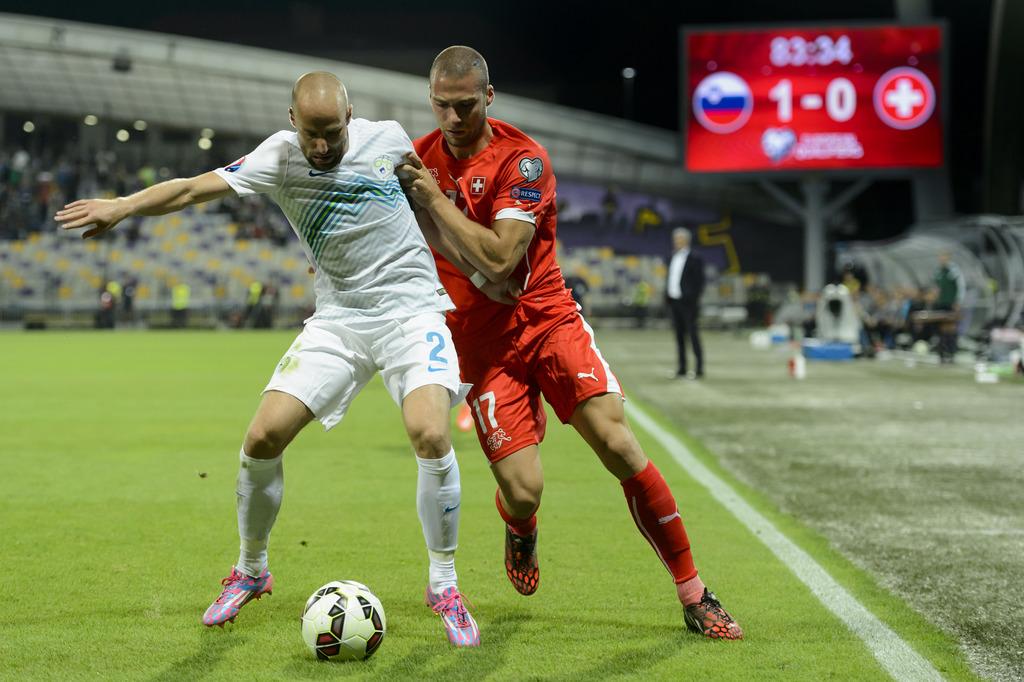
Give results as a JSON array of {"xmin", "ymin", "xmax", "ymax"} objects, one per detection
[{"xmin": 414, "ymin": 118, "xmax": 576, "ymax": 342}]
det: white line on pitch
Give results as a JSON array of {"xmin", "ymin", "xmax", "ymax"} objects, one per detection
[{"xmin": 625, "ymin": 402, "xmax": 943, "ymax": 682}]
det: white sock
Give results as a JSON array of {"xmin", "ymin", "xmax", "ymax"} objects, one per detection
[
  {"xmin": 416, "ymin": 448, "xmax": 460, "ymax": 593},
  {"xmin": 235, "ymin": 448, "xmax": 284, "ymax": 577}
]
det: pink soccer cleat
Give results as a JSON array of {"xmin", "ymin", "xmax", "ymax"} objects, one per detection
[
  {"xmin": 425, "ymin": 586, "xmax": 480, "ymax": 647},
  {"xmin": 202, "ymin": 566, "xmax": 273, "ymax": 627}
]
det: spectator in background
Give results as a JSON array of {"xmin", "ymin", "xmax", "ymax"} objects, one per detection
[
  {"xmin": 95, "ymin": 284, "xmax": 116, "ymax": 329},
  {"xmin": 601, "ymin": 185, "xmax": 620, "ymax": 227},
  {"xmin": 666, "ymin": 227, "xmax": 705, "ymax": 379},
  {"xmin": 244, "ymin": 280, "xmax": 265, "ymax": 328},
  {"xmin": 630, "ymin": 279, "xmax": 652, "ymax": 329},
  {"xmin": 774, "ymin": 286, "xmax": 810, "ymax": 340},
  {"xmin": 171, "ymin": 281, "xmax": 191, "ymax": 328},
  {"xmin": 855, "ymin": 285, "xmax": 882, "ymax": 355},
  {"xmin": 863, "ymin": 287, "xmax": 894, "ymax": 351},
  {"xmin": 745, "ymin": 274, "xmax": 772, "ymax": 328},
  {"xmin": 840, "ymin": 261, "xmax": 868, "ymax": 294},
  {"xmin": 933, "ymin": 251, "xmax": 965, "ymax": 363},
  {"xmin": 105, "ymin": 279, "xmax": 122, "ymax": 319},
  {"xmin": 878, "ymin": 287, "xmax": 906, "ymax": 349},
  {"xmin": 633, "ymin": 204, "xmax": 663, "ymax": 234},
  {"xmin": 563, "ymin": 266, "xmax": 591, "ymax": 318},
  {"xmin": 137, "ymin": 164, "xmax": 157, "ymax": 188},
  {"xmin": 123, "ymin": 215, "xmax": 142, "ymax": 248},
  {"xmin": 906, "ymin": 287, "xmax": 930, "ymax": 345},
  {"xmin": 123, "ymin": 277, "xmax": 137, "ymax": 323},
  {"xmin": 800, "ymin": 289, "xmax": 819, "ymax": 339}
]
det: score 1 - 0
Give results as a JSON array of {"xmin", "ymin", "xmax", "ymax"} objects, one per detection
[{"xmin": 768, "ymin": 78, "xmax": 857, "ymax": 123}]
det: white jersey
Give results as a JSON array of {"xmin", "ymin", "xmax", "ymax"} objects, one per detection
[{"xmin": 213, "ymin": 119, "xmax": 453, "ymax": 321}]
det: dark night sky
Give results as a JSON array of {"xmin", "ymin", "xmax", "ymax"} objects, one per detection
[{"xmin": 0, "ymin": 0, "xmax": 995, "ymax": 219}]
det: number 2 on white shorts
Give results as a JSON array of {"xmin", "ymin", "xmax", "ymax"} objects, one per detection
[{"xmin": 426, "ymin": 331, "xmax": 448, "ymax": 373}]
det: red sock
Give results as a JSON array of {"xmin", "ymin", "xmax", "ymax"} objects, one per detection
[
  {"xmin": 495, "ymin": 489, "xmax": 537, "ymax": 536},
  {"xmin": 621, "ymin": 461, "xmax": 699, "ymax": 587}
]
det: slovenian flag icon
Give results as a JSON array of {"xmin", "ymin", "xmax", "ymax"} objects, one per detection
[
  {"xmin": 224, "ymin": 156, "xmax": 246, "ymax": 173},
  {"xmin": 693, "ymin": 72, "xmax": 753, "ymax": 134}
]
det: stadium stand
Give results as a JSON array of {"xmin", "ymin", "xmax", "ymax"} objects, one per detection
[
  {"xmin": 0, "ymin": 203, "xmax": 313, "ymax": 327},
  {"xmin": 0, "ymin": 12, "xmax": 814, "ymax": 329},
  {"xmin": 3, "ymin": 13, "xmax": 1021, "ymax": 342}
]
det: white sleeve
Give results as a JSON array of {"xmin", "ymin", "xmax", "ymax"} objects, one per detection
[
  {"xmin": 212, "ymin": 133, "xmax": 288, "ymax": 196},
  {"xmin": 385, "ymin": 120, "xmax": 415, "ymax": 156}
]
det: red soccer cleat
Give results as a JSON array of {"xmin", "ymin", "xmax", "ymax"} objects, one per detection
[
  {"xmin": 684, "ymin": 588, "xmax": 743, "ymax": 640},
  {"xmin": 504, "ymin": 525, "xmax": 540, "ymax": 596}
]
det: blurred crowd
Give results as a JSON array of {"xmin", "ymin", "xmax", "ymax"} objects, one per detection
[
  {"xmin": 1, "ymin": 147, "xmax": 86, "ymax": 240},
  {"xmin": 0, "ymin": 144, "xmax": 290, "ymax": 245},
  {"xmin": 776, "ymin": 256, "xmax": 974, "ymax": 360},
  {"xmin": 855, "ymin": 284, "xmax": 951, "ymax": 350}
]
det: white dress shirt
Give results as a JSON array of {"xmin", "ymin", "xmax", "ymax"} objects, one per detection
[{"xmin": 667, "ymin": 248, "xmax": 689, "ymax": 300}]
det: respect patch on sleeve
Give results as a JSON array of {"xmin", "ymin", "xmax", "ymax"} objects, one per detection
[{"xmin": 510, "ymin": 186, "xmax": 542, "ymax": 202}]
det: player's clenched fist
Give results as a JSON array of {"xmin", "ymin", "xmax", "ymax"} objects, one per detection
[
  {"xmin": 55, "ymin": 198, "xmax": 128, "ymax": 239},
  {"xmin": 396, "ymin": 152, "xmax": 444, "ymax": 209}
]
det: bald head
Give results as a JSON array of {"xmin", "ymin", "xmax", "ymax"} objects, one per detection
[
  {"xmin": 430, "ymin": 46, "xmax": 489, "ymax": 92},
  {"xmin": 292, "ymin": 71, "xmax": 349, "ymax": 113},
  {"xmin": 289, "ymin": 71, "xmax": 352, "ymax": 171}
]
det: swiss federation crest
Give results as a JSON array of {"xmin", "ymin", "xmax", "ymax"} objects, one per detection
[
  {"xmin": 486, "ymin": 427, "xmax": 513, "ymax": 452},
  {"xmin": 518, "ymin": 157, "xmax": 543, "ymax": 182},
  {"xmin": 372, "ymin": 156, "xmax": 395, "ymax": 180}
]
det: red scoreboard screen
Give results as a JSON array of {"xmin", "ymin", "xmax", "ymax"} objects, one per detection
[{"xmin": 683, "ymin": 24, "xmax": 945, "ymax": 173}]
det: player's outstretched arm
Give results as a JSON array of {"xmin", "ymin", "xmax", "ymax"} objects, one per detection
[
  {"xmin": 55, "ymin": 171, "xmax": 234, "ymax": 239},
  {"xmin": 398, "ymin": 152, "xmax": 534, "ymax": 283}
]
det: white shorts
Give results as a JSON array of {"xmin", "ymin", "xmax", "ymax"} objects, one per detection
[{"xmin": 264, "ymin": 311, "xmax": 470, "ymax": 430}]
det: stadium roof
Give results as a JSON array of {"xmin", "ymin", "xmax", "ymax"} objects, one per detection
[{"xmin": 0, "ymin": 12, "xmax": 789, "ymax": 217}]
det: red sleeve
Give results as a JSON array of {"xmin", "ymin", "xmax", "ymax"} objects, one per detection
[
  {"xmin": 412, "ymin": 133, "xmax": 430, "ymax": 156},
  {"xmin": 490, "ymin": 145, "xmax": 555, "ymax": 226}
]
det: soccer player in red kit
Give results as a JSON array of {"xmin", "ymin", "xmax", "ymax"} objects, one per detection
[{"xmin": 398, "ymin": 46, "xmax": 741, "ymax": 639}]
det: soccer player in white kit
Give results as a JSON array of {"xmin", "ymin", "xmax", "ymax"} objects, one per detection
[{"xmin": 55, "ymin": 72, "xmax": 480, "ymax": 647}]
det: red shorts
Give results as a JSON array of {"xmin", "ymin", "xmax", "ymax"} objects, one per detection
[{"xmin": 455, "ymin": 312, "xmax": 622, "ymax": 463}]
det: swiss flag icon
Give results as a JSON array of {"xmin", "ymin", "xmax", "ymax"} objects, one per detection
[
  {"xmin": 873, "ymin": 67, "xmax": 936, "ymax": 131},
  {"xmin": 470, "ymin": 176, "xmax": 486, "ymax": 194}
]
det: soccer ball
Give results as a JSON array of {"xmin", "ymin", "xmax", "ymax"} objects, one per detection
[{"xmin": 300, "ymin": 580, "xmax": 386, "ymax": 661}]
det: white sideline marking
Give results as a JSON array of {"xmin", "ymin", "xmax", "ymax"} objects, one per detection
[{"xmin": 625, "ymin": 402, "xmax": 943, "ymax": 682}]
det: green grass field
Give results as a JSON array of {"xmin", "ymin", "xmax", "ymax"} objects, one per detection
[{"xmin": 0, "ymin": 330, "xmax": 990, "ymax": 680}]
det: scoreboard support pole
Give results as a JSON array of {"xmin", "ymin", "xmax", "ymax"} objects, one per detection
[{"xmin": 759, "ymin": 177, "xmax": 872, "ymax": 292}]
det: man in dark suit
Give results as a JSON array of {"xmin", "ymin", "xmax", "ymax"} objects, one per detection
[{"xmin": 666, "ymin": 227, "xmax": 706, "ymax": 378}]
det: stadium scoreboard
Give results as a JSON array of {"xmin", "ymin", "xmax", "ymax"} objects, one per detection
[{"xmin": 682, "ymin": 24, "xmax": 945, "ymax": 174}]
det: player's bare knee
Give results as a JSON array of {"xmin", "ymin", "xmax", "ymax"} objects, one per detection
[
  {"xmin": 505, "ymin": 469, "xmax": 543, "ymax": 509},
  {"xmin": 244, "ymin": 424, "xmax": 288, "ymax": 459},
  {"xmin": 606, "ymin": 432, "xmax": 640, "ymax": 460},
  {"xmin": 409, "ymin": 423, "xmax": 451, "ymax": 459},
  {"xmin": 597, "ymin": 426, "xmax": 647, "ymax": 472},
  {"xmin": 505, "ymin": 482, "xmax": 542, "ymax": 517}
]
